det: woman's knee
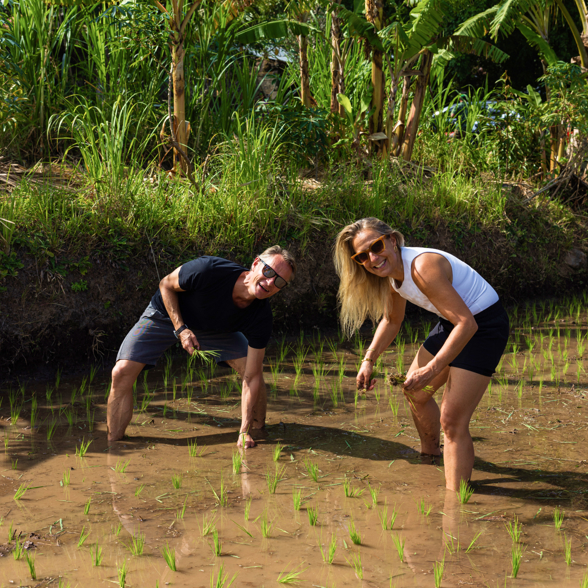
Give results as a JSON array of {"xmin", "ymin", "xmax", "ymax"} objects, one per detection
[
  {"xmin": 403, "ymin": 388, "xmax": 433, "ymax": 409},
  {"xmin": 440, "ymin": 409, "xmax": 470, "ymax": 440}
]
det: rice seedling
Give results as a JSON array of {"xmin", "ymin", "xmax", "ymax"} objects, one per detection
[
  {"xmin": 277, "ymin": 563, "xmax": 308, "ymax": 584},
  {"xmin": 343, "ymin": 477, "xmax": 363, "ymax": 498},
  {"xmin": 8, "ymin": 522, "xmax": 15, "ymax": 541},
  {"xmin": 417, "ymin": 497, "xmax": 432, "ymax": 517},
  {"xmin": 126, "ymin": 531, "xmax": 145, "ymax": 556},
  {"xmin": 25, "ymin": 551, "xmax": 36, "ymax": 580},
  {"xmin": 433, "ymin": 556, "xmax": 445, "ymax": 588},
  {"xmin": 91, "ymin": 544, "xmax": 103, "ymax": 566},
  {"xmin": 188, "ymin": 439, "xmax": 205, "ymax": 457},
  {"xmin": 30, "ymin": 396, "xmax": 38, "ymax": 430},
  {"xmin": 260, "ymin": 511, "xmax": 273, "ymax": 538},
  {"xmin": 368, "ymin": 483, "xmax": 380, "ymax": 506},
  {"xmin": 388, "ymin": 394, "xmax": 399, "ymax": 417},
  {"xmin": 319, "ymin": 532, "xmax": 337, "ymax": 564},
  {"xmin": 511, "ymin": 543, "xmax": 523, "ymax": 578},
  {"xmin": 11, "ymin": 458, "xmax": 17, "ymax": 470},
  {"xmin": 207, "ymin": 477, "xmax": 228, "ymax": 507},
  {"xmin": 457, "ymin": 479, "xmax": 474, "ymax": 504},
  {"xmin": 346, "ymin": 552, "xmax": 363, "ymax": 580},
  {"xmin": 564, "ymin": 533, "xmax": 572, "ymax": 565},
  {"xmin": 75, "ymin": 438, "xmax": 92, "ymax": 458},
  {"xmin": 114, "ymin": 523, "xmax": 122, "ymax": 537},
  {"xmin": 135, "ymin": 484, "xmax": 144, "ymax": 497},
  {"xmin": 13, "ymin": 536, "xmax": 23, "ymax": 560},
  {"xmin": 172, "ymin": 474, "xmax": 183, "ymax": 489},
  {"xmin": 581, "ymin": 572, "xmax": 588, "ymax": 588},
  {"xmin": 266, "ymin": 465, "xmax": 285, "ymax": 494},
  {"xmin": 307, "ymin": 506, "xmax": 318, "ymax": 526},
  {"xmin": 202, "ymin": 514, "xmax": 217, "ymax": 537},
  {"xmin": 391, "ymin": 534, "xmax": 405, "ymax": 562},
  {"xmin": 118, "ymin": 560, "xmax": 127, "ymax": 588},
  {"xmin": 232, "ymin": 450, "xmax": 243, "ymax": 474},
  {"xmin": 46, "ymin": 419, "xmax": 57, "ymax": 441},
  {"xmin": 304, "ymin": 459, "xmax": 320, "ymax": 482},
  {"xmin": 292, "ymin": 489, "xmax": 302, "ymax": 511},
  {"xmin": 273, "ymin": 442, "xmax": 284, "ymax": 462},
  {"xmin": 78, "ymin": 526, "xmax": 90, "ymax": 547},
  {"xmin": 244, "ymin": 495, "xmax": 252, "ymax": 520},
  {"xmin": 210, "ymin": 563, "xmax": 237, "ymax": 588},
  {"xmin": 10, "ymin": 403, "xmax": 21, "ymax": 426},
  {"xmin": 444, "ymin": 532, "xmax": 460, "ymax": 555},
  {"xmin": 14, "ymin": 483, "xmax": 29, "ymax": 501},
  {"xmin": 554, "ymin": 506, "xmax": 565, "ymax": 530},
  {"xmin": 210, "ymin": 528, "xmax": 222, "ymax": 556},
  {"xmin": 61, "ymin": 470, "xmax": 71, "ymax": 487},
  {"xmin": 84, "ymin": 498, "xmax": 91, "ymax": 515},
  {"xmin": 349, "ymin": 521, "xmax": 361, "ymax": 545},
  {"xmin": 329, "ymin": 383, "xmax": 339, "ymax": 407},
  {"xmin": 505, "ymin": 516, "xmax": 522, "ymax": 542},
  {"xmin": 378, "ymin": 505, "xmax": 397, "ymax": 530},
  {"xmin": 465, "ymin": 530, "xmax": 484, "ymax": 553},
  {"xmin": 55, "ymin": 368, "xmax": 62, "ymax": 390}
]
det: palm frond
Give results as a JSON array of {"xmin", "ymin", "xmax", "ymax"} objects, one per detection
[
  {"xmin": 517, "ymin": 22, "xmax": 558, "ymax": 65},
  {"xmin": 490, "ymin": 0, "xmax": 540, "ymax": 38},
  {"xmin": 442, "ymin": 35, "xmax": 510, "ymax": 63},
  {"xmin": 454, "ymin": 6, "xmax": 498, "ymax": 37}
]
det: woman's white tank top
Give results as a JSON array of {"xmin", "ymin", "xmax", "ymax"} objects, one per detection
[{"xmin": 390, "ymin": 247, "xmax": 498, "ymax": 319}]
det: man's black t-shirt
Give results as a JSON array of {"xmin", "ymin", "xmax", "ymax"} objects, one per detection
[{"xmin": 150, "ymin": 257, "xmax": 272, "ymax": 349}]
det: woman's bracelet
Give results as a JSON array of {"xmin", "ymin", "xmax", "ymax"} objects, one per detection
[{"xmin": 362, "ymin": 357, "xmax": 374, "ymax": 363}]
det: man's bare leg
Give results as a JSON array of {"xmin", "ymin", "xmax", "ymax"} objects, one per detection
[
  {"xmin": 107, "ymin": 359, "xmax": 145, "ymax": 443},
  {"xmin": 227, "ymin": 357, "xmax": 266, "ymax": 429}
]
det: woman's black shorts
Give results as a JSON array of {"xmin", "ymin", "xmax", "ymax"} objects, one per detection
[{"xmin": 423, "ymin": 300, "xmax": 509, "ymax": 377}]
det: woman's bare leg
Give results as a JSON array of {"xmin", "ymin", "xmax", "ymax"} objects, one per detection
[
  {"xmin": 404, "ymin": 346, "xmax": 450, "ymax": 456},
  {"xmin": 440, "ymin": 367, "xmax": 489, "ymax": 490}
]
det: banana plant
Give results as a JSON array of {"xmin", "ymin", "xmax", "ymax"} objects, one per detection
[{"xmin": 334, "ymin": 92, "xmax": 374, "ymax": 159}]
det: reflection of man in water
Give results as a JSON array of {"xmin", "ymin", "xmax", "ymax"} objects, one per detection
[{"xmin": 107, "ymin": 246, "xmax": 296, "ymax": 449}]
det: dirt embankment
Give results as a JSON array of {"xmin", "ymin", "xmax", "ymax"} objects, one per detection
[{"xmin": 1, "ymin": 219, "xmax": 586, "ymax": 378}]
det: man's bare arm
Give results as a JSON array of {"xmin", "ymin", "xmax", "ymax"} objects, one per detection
[{"xmin": 238, "ymin": 347, "xmax": 266, "ymax": 448}]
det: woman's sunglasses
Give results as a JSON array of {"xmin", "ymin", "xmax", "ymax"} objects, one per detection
[
  {"xmin": 261, "ymin": 262, "xmax": 288, "ymax": 289},
  {"xmin": 351, "ymin": 234, "xmax": 388, "ymax": 265}
]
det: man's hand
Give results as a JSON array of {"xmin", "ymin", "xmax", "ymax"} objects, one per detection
[
  {"xmin": 356, "ymin": 361, "xmax": 376, "ymax": 391},
  {"xmin": 179, "ymin": 329, "xmax": 200, "ymax": 355},
  {"xmin": 237, "ymin": 432, "xmax": 256, "ymax": 449}
]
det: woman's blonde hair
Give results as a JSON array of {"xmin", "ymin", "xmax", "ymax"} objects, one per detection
[{"xmin": 333, "ymin": 217, "xmax": 405, "ymax": 336}]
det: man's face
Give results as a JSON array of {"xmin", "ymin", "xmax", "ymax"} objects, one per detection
[{"xmin": 250, "ymin": 255, "xmax": 293, "ymax": 299}]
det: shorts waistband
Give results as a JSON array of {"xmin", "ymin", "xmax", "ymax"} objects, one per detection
[{"xmin": 473, "ymin": 299, "xmax": 505, "ymax": 322}]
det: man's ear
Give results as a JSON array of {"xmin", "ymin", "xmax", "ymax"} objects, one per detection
[{"xmin": 251, "ymin": 257, "xmax": 260, "ymax": 271}]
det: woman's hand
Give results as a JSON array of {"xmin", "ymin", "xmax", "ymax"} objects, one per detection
[
  {"xmin": 356, "ymin": 361, "xmax": 376, "ymax": 391},
  {"xmin": 403, "ymin": 364, "xmax": 438, "ymax": 393}
]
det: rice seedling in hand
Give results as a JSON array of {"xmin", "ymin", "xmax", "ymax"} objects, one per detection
[
  {"xmin": 266, "ymin": 465, "xmax": 285, "ymax": 494},
  {"xmin": 391, "ymin": 534, "xmax": 405, "ymax": 562},
  {"xmin": 118, "ymin": 560, "xmax": 127, "ymax": 588},
  {"xmin": 433, "ymin": 556, "xmax": 445, "ymax": 588},
  {"xmin": 126, "ymin": 532, "xmax": 145, "ymax": 556},
  {"xmin": 368, "ymin": 483, "xmax": 380, "ymax": 506},
  {"xmin": 232, "ymin": 450, "xmax": 243, "ymax": 474},
  {"xmin": 349, "ymin": 521, "xmax": 361, "ymax": 545},
  {"xmin": 554, "ymin": 506, "xmax": 565, "ymax": 530},
  {"xmin": 172, "ymin": 474, "xmax": 183, "ymax": 489},
  {"xmin": 319, "ymin": 533, "xmax": 337, "ymax": 564},
  {"xmin": 465, "ymin": 530, "xmax": 484, "ymax": 553},
  {"xmin": 210, "ymin": 528, "xmax": 222, "ymax": 556},
  {"xmin": 260, "ymin": 511, "xmax": 273, "ymax": 538},
  {"xmin": 510, "ymin": 543, "xmax": 523, "ymax": 578},
  {"xmin": 134, "ymin": 484, "xmax": 144, "ymax": 497},
  {"xmin": 292, "ymin": 489, "xmax": 302, "ymax": 511},
  {"xmin": 244, "ymin": 495, "xmax": 252, "ymax": 520},
  {"xmin": 304, "ymin": 459, "xmax": 320, "ymax": 482},
  {"xmin": 91, "ymin": 544, "xmax": 103, "ymax": 566},
  {"xmin": 277, "ymin": 563, "xmax": 308, "ymax": 584},
  {"xmin": 505, "ymin": 516, "xmax": 522, "ymax": 542},
  {"xmin": 210, "ymin": 563, "xmax": 237, "ymax": 588},
  {"xmin": 25, "ymin": 551, "xmax": 36, "ymax": 580},
  {"xmin": 78, "ymin": 526, "xmax": 90, "ymax": 547},
  {"xmin": 13, "ymin": 483, "xmax": 29, "ymax": 501},
  {"xmin": 13, "ymin": 536, "xmax": 23, "ymax": 560},
  {"xmin": 307, "ymin": 506, "xmax": 318, "ymax": 526},
  {"xmin": 273, "ymin": 442, "xmax": 284, "ymax": 462},
  {"xmin": 456, "ymin": 479, "xmax": 474, "ymax": 504},
  {"xmin": 75, "ymin": 438, "xmax": 92, "ymax": 458},
  {"xmin": 346, "ymin": 552, "xmax": 363, "ymax": 580},
  {"xmin": 84, "ymin": 498, "xmax": 91, "ymax": 515},
  {"xmin": 564, "ymin": 534, "xmax": 572, "ymax": 565}
]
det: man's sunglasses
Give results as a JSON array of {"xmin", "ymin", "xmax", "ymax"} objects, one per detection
[
  {"xmin": 351, "ymin": 234, "xmax": 388, "ymax": 265},
  {"xmin": 261, "ymin": 261, "xmax": 288, "ymax": 289}
]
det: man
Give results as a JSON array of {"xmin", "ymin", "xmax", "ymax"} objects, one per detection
[{"xmin": 107, "ymin": 245, "xmax": 296, "ymax": 449}]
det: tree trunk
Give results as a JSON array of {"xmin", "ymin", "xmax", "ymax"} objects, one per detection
[
  {"xmin": 172, "ymin": 41, "xmax": 188, "ymax": 173},
  {"xmin": 365, "ymin": 0, "xmax": 384, "ymax": 151},
  {"xmin": 401, "ymin": 50, "xmax": 433, "ymax": 162},
  {"xmin": 393, "ymin": 76, "xmax": 412, "ymax": 156},
  {"xmin": 298, "ymin": 13, "xmax": 312, "ymax": 108},
  {"xmin": 383, "ymin": 73, "xmax": 399, "ymax": 157},
  {"xmin": 330, "ymin": 5, "xmax": 344, "ymax": 116}
]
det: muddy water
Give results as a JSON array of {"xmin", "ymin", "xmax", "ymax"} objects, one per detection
[{"xmin": 1, "ymin": 303, "xmax": 588, "ymax": 587}]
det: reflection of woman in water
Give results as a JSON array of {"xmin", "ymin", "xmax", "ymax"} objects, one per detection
[{"xmin": 334, "ymin": 218, "xmax": 509, "ymax": 490}]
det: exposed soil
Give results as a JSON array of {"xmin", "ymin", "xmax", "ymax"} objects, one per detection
[{"xmin": 1, "ymin": 308, "xmax": 587, "ymax": 587}]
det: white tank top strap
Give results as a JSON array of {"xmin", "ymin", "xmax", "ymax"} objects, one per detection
[{"xmin": 389, "ymin": 247, "xmax": 498, "ymax": 319}]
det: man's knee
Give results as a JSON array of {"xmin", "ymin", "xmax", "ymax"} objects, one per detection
[{"xmin": 111, "ymin": 360, "xmax": 143, "ymax": 390}]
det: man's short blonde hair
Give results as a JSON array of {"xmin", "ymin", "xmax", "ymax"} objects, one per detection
[{"xmin": 258, "ymin": 245, "xmax": 296, "ymax": 282}]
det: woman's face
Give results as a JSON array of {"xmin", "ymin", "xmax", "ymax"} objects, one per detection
[{"xmin": 351, "ymin": 230, "xmax": 397, "ymax": 277}]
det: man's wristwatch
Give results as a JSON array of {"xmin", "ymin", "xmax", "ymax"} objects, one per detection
[{"xmin": 174, "ymin": 324, "xmax": 189, "ymax": 339}]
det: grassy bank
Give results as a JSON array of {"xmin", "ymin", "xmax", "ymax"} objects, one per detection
[{"xmin": 1, "ymin": 154, "xmax": 586, "ymax": 375}]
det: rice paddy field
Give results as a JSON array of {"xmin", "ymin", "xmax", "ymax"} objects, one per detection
[{"xmin": 1, "ymin": 294, "xmax": 588, "ymax": 588}]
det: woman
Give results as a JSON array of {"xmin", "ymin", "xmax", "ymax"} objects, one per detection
[{"xmin": 334, "ymin": 217, "xmax": 509, "ymax": 491}]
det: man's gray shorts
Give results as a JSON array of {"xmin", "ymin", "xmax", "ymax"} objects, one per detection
[{"xmin": 116, "ymin": 304, "xmax": 248, "ymax": 368}]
